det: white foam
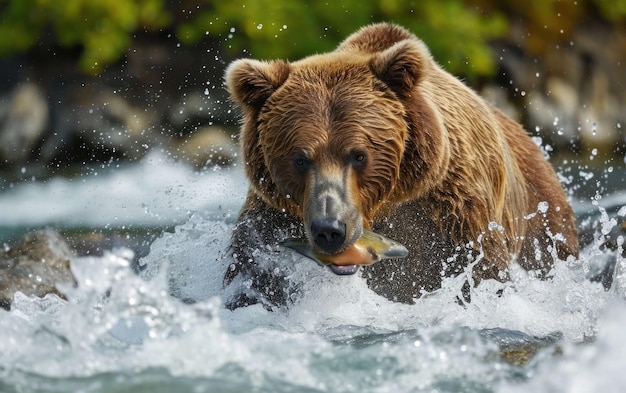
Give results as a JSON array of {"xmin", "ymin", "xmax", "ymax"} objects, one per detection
[
  {"xmin": 498, "ymin": 302, "xmax": 626, "ymax": 393},
  {"xmin": 141, "ymin": 213, "xmax": 613, "ymax": 341},
  {"xmin": 0, "ymin": 205, "xmax": 624, "ymax": 392},
  {"xmin": 0, "ymin": 156, "xmax": 625, "ymax": 391},
  {"xmin": 0, "ymin": 151, "xmax": 247, "ymax": 227}
]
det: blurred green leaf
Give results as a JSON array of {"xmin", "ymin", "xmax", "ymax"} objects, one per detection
[
  {"xmin": 0, "ymin": 0, "xmax": 170, "ymax": 74},
  {"xmin": 177, "ymin": 0, "xmax": 508, "ymax": 78},
  {"xmin": 591, "ymin": 0, "xmax": 626, "ymax": 22},
  {"xmin": 0, "ymin": 0, "xmax": 623, "ymax": 76}
]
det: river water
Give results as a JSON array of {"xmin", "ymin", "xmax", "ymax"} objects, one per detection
[{"xmin": 0, "ymin": 150, "xmax": 625, "ymax": 392}]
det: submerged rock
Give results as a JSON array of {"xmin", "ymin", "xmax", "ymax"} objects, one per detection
[
  {"xmin": 171, "ymin": 126, "xmax": 238, "ymax": 169},
  {"xmin": 0, "ymin": 229, "xmax": 76, "ymax": 310},
  {"xmin": 481, "ymin": 328, "xmax": 563, "ymax": 366}
]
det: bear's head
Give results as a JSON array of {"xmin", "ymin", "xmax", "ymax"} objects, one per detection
[{"xmin": 226, "ymin": 23, "xmax": 447, "ymax": 257}]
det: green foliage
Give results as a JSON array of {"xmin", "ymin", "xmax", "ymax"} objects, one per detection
[
  {"xmin": 475, "ymin": 0, "xmax": 626, "ymax": 54},
  {"xmin": 0, "ymin": 0, "xmax": 623, "ymax": 77},
  {"xmin": 178, "ymin": 0, "xmax": 508, "ymax": 78},
  {"xmin": 0, "ymin": 0, "xmax": 169, "ymax": 74},
  {"xmin": 588, "ymin": 0, "xmax": 626, "ymax": 22}
]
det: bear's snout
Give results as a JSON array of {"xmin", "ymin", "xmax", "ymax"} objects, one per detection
[
  {"xmin": 310, "ymin": 218, "xmax": 346, "ymax": 254},
  {"xmin": 303, "ymin": 166, "xmax": 363, "ymax": 256}
]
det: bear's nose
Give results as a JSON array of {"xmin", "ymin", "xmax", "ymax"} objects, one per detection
[{"xmin": 311, "ymin": 218, "xmax": 346, "ymax": 254}]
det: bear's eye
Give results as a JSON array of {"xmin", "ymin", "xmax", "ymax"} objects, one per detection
[
  {"xmin": 293, "ymin": 154, "xmax": 312, "ymax": 173},
  {"xmin": 350, "ymin": 151, "xmax": 367, "ymax": 169}
]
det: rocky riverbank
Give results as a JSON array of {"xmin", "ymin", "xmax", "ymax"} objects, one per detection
[
  {"xmin": 0, "ymin": 35, "xmax": 239, "ymax": 183},
  {"xmin": 489, "ymin": 20, "xmax": 626, "ymax": 156}
]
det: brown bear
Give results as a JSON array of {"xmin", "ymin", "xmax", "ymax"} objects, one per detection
[{"xmin": 223, "ymin": 23, "xmax": 579, "ymax": 309}]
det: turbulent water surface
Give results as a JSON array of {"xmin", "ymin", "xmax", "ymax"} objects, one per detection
[{"xmin": 0, "ymin": 152, "xmax": 625, "ymax": 393}]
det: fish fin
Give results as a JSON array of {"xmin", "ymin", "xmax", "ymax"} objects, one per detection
[{"xmin": 280, "ymin": 239, "xmax": 327, "ymax": 266}]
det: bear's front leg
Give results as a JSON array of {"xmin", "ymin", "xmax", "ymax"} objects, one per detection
[{"xmin": 224, "ymin": 192, "xmax": 304, "ymax": 310}]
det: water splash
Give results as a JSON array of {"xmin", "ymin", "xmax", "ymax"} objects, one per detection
[{"xmin": 0, "ymin": 180, "xmax": 624, "ymax": 392}]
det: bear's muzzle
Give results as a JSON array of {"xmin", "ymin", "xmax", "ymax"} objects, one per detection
[{"xmin": 303, "ymin": 166, "xmax": 363, "ymax": 256}]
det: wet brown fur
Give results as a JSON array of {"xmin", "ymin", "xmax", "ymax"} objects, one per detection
[{"xmin": 224, "ymin": 23, "xmax": 579, "ymax": 306}]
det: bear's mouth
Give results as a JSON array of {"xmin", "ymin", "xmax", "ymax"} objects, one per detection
[
  {"xmin": 280, "ymin": 229, "xmax": 408, "ymax": 275},
  {"xmin": 328, "ymin": 264, "xmax": 359, "ymax": 275}
]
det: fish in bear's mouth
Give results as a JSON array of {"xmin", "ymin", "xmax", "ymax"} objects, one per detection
[{"xmin": 281, "ymin": 230, "xmax": 409, "ymax": 275}]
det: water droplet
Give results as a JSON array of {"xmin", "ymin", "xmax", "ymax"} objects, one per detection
[
  {"xmin": 488, "ymin": 221, "xmax": 503, "ymax": 232},
  {"xmin": 579, "ymin": 171, "xmax": 594, "ymax": 181}
]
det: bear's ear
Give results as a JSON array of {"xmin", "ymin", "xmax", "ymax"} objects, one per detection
[
  {"xmin": 337, "ymin": 23, "xmax": 414, "ymax": 54},
  {"xmin": 225, "ymin": 59, "xmax": 290, "ymax": 109},
  {"xmin": 369, "ymin": 40, "xmax": 429, "ymax": 98}
]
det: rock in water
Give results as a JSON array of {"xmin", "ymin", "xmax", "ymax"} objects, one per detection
[
  {"xmin": 172, "ymin": 126, "xmax": 238, "ymax": 169},
  {"xmin": 0, "ymin": 82, "xmax": 49, "ymax": 163},
  {"xmin": 0, "ymin": 229, "xmax": 76, "ymax": 310}
]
